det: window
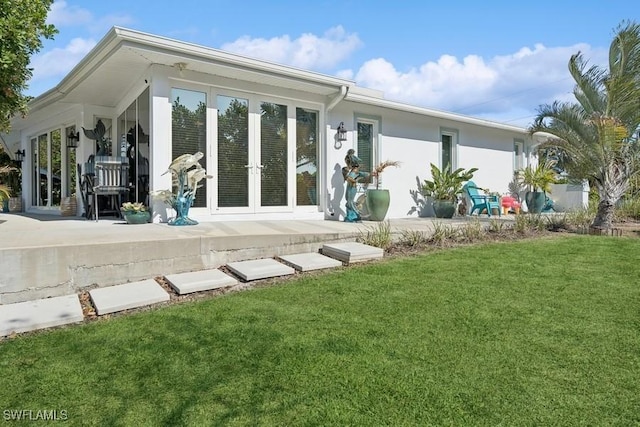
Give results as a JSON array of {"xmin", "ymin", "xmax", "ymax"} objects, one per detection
[
  {"xmin": 217, "ymin": 95, "xmax": 249, "ymax": 208},
  {"xmin": 356, "ymin": 117, "xmax": 380, "ymax": 183},
  {"xmin": 171, "ymin": 88, "xmax": 207, "ymax": 208},
  {"xmin": 31, "ymin": 130, "xmax": 62, "ymax": 207},
  {"xmin": 514, "ymin": 140, "xmax": 524, "ymax": 171},
  {"xmin": 440, "ymin": 129, "xmax": 457, "ymax": 170},
  {"xmin": 118, "ymin": 87, "xmax": 150, "ymax": 204},
  {"xmin": 260, "ymin": 101, "xmax": 288, "ymax": 207},
  {"xmin": 296, "ymin": 108, "xmax": 318, "ymax": 206}
]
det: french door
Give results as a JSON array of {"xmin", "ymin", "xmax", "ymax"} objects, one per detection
[{"xmin": 216, "ymin": 95, "xmax": 292, "ymax": 213}]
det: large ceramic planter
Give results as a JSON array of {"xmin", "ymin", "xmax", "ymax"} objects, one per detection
[
  {"xmin": 123, "ymin": 211, "xmax": 151, "ymax": 224},
  {"xmin": 525, "ymin": 191, "xmax": 545, "ymax": 214},
  {"xmin": 366, "ymin": 189, "xmax": 390, "ymax": 221},
  {"xmin": 433, "ymin": 199, "xmax": 456, "ymax": 218}
]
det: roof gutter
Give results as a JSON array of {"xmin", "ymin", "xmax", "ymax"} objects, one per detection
[{"xmin": 326, "ymin": 85, "xmax": 348, "ymax": 112}]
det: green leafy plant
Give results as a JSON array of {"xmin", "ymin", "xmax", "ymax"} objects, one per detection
[
  {"xmin": 422, "ymin": 163, "xmax": 478, "ymax": 202},
  {"xmin": 517, "ymin": 160, "xmax": 559, "ymax": 194}
]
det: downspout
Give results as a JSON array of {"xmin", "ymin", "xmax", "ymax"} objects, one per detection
[{"xmin": 326, "ymin": 85, "xmax": 348, "ymax": 112}]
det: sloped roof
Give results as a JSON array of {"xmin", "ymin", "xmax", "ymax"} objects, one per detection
[{"xmin": 18, "ymin": 26, "xmax": 527, "ymax": 136}]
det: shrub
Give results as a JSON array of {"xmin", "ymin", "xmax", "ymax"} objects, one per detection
[
  {"xmin": 457, "ymin": 219, "xmax": 484, "ymax": 242},
  {"xmin": 399, "ymin": 229, "xmax": 428, "ymax": 247},
  {"xmin": 428, "ymin": 221, "xmax": 458, "ymax": 246},
  {"xmin": 357, "ymin": 220, "xmax": 393, "ymax": 250}
]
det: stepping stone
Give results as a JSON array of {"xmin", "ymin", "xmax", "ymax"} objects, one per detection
[
  {"xmin": 0, "ymin": 294, "xmax": 84, "ymax": 336},
  {"xmin": 165, "ymin": 269, "xmax": 238, "ymax": 295},
  {"xmin": 279, "ymin": 252, "xmax": 343, "ymax": 272},
  {"xmin": 322, "ymin": 242, "xmax": 384, "ymax": 264},
  {"xmin": 227, "ymin": 258, "xmax": 295, "ymax": 281},
  {"xmin": 89, "ymin": 279, "xmax": 169, "ymax": 315}
]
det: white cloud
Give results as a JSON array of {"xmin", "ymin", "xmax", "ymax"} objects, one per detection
[
  {"xmin": 49, "ymin": 1, "xmax": 134, "ymax": 34},
  {"xmin": 29, "ymin": 37, "xmax": 96, "ymax": 81},
  {"xmin": 350, "ymin": 43, "xmax": 608, "ymax": 126},
  {"xmin": 221, "ymin": 26, "xmax": 362, "ymax": 70},
  {"xmin": 48, "ymin": 1, "xmax": 93, "ymax": 26}
]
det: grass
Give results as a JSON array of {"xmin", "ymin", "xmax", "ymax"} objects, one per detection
[{"xmin": 1, "ymin": 235, "xmax": 639, "ymax": 426}]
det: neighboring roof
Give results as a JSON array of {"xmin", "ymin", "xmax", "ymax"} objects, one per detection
[{"xmin": 21, "ymin": 26, "xmax": 526, "ymax": 135}]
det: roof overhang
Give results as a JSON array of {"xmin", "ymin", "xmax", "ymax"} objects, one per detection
[{"xmin": 26, "ymin": 27, "xmax": 355, "ymax": 115}]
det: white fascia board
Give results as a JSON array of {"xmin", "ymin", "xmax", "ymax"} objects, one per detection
[{"xmin": 345, "ymin": 91, "xmax": 528, "ymax": 134}]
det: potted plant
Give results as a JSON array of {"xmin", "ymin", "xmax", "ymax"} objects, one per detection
[
  {"xmin": 152, "ymin": 152, "xmax": 211, "ymax": 226},
  {"xmin": 422, "ymin": 163, "xmax": 478, "ymax": 218},
  {"xmin": 121, "ymin": 202, "xmax": 150, "ymax": 224},
  {"xmin": 516, "ymin": 160, "xmax": 558, "ymax": 214},
  {"xmin": 366, "ymin": 160, "xmax": 401, "ymax": 221}
]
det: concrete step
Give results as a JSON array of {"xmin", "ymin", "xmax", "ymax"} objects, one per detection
[
  {"xmin": 89, "ymin": 279, "xmax": 170, "ymax": 315},
  {"xmin": 165, "ymin": 269, "xmax": 238, "ymax": 295},
  {"xmin": 322, "ymin": 242, "xmax": 384, "ymax": 264},
  {"xmin": 279, "ymin": 252, "xmax": 343, "ymax": 272},
  {"xmin": 227, "ymin": 258, "xmax": 295, "ymax": 281},
  {"xmin": 0, "ymin": 294, "xmax": 84, "ymax": 336}
]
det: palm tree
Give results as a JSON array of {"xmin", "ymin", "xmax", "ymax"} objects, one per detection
[{"xmin": 529, "ymin": 20, "xmax": 640, "ymax": 230}]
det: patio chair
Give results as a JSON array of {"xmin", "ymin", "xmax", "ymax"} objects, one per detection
[
  {"xmin": 92, "ymin": 156, "xmax": 129, "ymax": 221},
  {"xmin": 463, "ymin": 181, "xmax": 501, "ymax": 217}
]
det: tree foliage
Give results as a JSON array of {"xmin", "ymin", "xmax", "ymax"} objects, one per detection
[
  {"xmin": 0, "ymin": 0, "xmax": 57, "ymax": 132},
  {"xmin": 529, "ymin": 20, "xmax": 640, "ymax": 229}
]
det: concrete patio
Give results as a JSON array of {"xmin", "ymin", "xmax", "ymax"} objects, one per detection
[
  {"xmin": 0, "ymin": 211, "xmax": 518, "ymax": 336},
  {"xmin": 0, "ymin": 212, "xmax": 513, "ymax": 306}
]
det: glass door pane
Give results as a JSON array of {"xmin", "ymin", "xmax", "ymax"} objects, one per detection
[
  {"xmin": 296, "ymin": 108, "xmax": 318, "ymax": 206},
  {"xmin": 31, "ymin": 137, "xmax": 38, "ymax": 205},
  {"xmin": 217, "ymin": 95, "xmax": 249, "ymax": 208},
  {"xmin": 259, "ymin": 102, "xmax": 288, "ymax": 207},
  {"xmin": 37, "ymin": 134, "xmax": 48, "ymax": 206},
  {"xmin": 51, "ymin": 129, "xmax": 62, "ymax": 206},
  {"xmin": 171, "ymin": 88, "xmax": 207, "ymax": 207}
]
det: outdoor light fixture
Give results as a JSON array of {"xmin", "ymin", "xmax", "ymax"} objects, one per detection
[
  {"xmin": 14, "ymin": 149, "xmax": 25, "ymax": 166},
  {"xmin": 336, "ymin": 122, "xmax": 347, "ymax": 142},
  {"xmin": 66, "ymin": 130, "xmax": 80, "ymax": 149}
]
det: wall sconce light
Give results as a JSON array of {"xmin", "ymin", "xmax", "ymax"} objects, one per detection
[
  {"xmin": 336, "ymin": 122, "xmax": 347, "ymax": 142},
  {"xmin": 14, "ymin": 149, "xmax": 25, "ymax": 166},
  {"xmin": 66, "ymin": 130, "xmax": 80, "ymax": 149}
]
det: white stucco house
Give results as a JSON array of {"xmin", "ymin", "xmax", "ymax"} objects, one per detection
[{"xmin": 0, "ymin": 26, "xmax": 585, "ymax": 222}]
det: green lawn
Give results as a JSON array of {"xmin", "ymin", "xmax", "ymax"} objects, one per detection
[{"xmin": 1, "ymin": 235, "xmax": 639, "ymax": 426}]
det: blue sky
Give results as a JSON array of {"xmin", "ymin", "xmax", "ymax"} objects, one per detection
[{"xmin": 29, "ymin": 0, "xmax": 635, "ymax": 127}]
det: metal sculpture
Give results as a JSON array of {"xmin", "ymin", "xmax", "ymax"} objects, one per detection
[{"xmin": 342, "ymin": 149, "xmax": 371, "ymax": 222}]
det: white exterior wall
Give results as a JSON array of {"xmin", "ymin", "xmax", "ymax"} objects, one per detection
[{"xmin": 327, "ymin": 101, "xmax": 530, "ymax": 220}]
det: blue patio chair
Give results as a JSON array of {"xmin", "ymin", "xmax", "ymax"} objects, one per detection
[{"xmin": 463, "ymin": 181, "xmax": 501, "ymax": 217}]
